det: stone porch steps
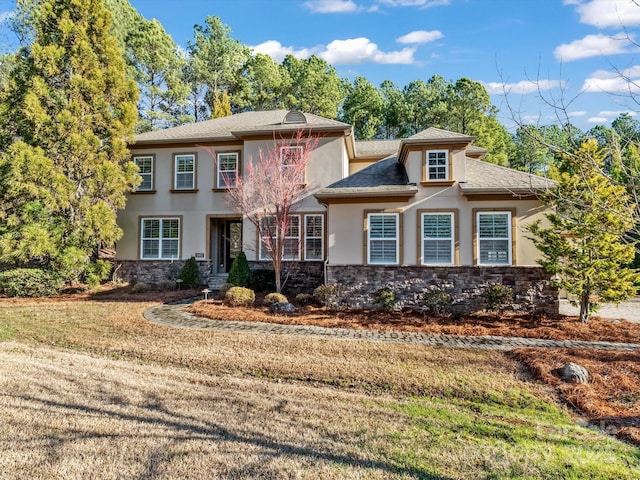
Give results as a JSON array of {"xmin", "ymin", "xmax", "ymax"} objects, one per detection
[{"xmin": 208, "ymin": 276, "xmax": 228, "ymax": 291}]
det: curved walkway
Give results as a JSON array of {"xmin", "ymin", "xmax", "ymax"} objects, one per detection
[{"xmin": 144, "ymin": 302, "xmax": 640, "ymax": 352}]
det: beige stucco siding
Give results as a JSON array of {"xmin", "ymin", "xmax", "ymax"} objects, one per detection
[
  {"xmin": 117, "ymin": 136, "xmax": 345, "ymax": 261},
  {"xmin": 326, "ymin": 188, "xmax": 547, "ymax": 267}
]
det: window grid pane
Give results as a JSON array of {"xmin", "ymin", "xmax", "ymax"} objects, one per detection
[
  {"xmin": 427, "ymin": 151, "xmax": 448, "ymax": 180},
  {"xmin": 141, "ymin": 218, "xmax": 180, "ymax": 260},
  {"xmin": 134, "ymin": 157, "xmax": 153, "ymax": 191},
  {"xmin": 368, "ymin": 214, "xmax": 398, "ymax": 264},
  {"xmin": 217, "ymin": 153, "xmax": 238, "ymax": 188},
  {"xmin": 478, "ymin": 213, "xmax": 510, "ymax": 265},
  {"xmin": 422, "ymin": 213, "xmax": 453, "ymax": 265},
  {"xmin": 175, "ymin": 155, "xmax": 195, "ymax": 189},
  {"xmin": 304, "ymin": 215, "xmax": 323, "ymax": 260}
]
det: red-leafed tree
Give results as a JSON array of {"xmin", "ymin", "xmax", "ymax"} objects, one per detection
[{"xmin": 218, "ymin": 129, "xmax": 320, "ymax": 293}]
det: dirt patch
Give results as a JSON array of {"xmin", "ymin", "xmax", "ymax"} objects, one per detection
[
  {"xmin": 187, "ymin": 299, "xmax": 640, "ymax": 344},
  {"xmin": 512, "ymin": 348, "xmax": 640, "ymax": 445}
]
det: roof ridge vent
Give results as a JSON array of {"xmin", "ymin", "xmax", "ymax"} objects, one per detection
[{"xmin": 283, "ymin": 110, "xmax": 307, "ymax": 124}]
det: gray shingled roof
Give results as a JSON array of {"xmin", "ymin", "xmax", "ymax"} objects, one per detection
[
  {"xmin": 461, "ymin": 158, "xmax": 553, "ymax": 193},
  {"xmin": 408, "ymin": 127, "xmax": 475, "ymax": 142},
  {"xmin": 355, "ymin": 139, "xmax": 401, "ymax": 158},
  {"xmin": 326, "ymin": 157, "xmax": 409, "ymax": 188},
  {"xmin": 133, "ymin": 110, "xmax": 350, "ymax": 144}
]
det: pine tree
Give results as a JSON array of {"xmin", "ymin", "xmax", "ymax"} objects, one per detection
[
  {"xmin": 0, "ymin": 0, "xmax": 137, "ymax": 283},
  {"xmin": 528, "ymin": 139, "xmax": 640, "ymax": 322}
]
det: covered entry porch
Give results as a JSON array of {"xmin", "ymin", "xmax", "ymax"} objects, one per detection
[{"xmin": 208, "ymin": 215, "xmax": 243, "ymax": 284}]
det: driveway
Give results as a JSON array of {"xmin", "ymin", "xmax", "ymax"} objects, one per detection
[{"xmin": 559, "ymin": 298, "xmax": 640, "ymax": 323}]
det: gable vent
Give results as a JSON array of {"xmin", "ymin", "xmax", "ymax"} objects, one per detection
[{"xmin": 283, "ymin": 110, "xmax": 307, "ymax": 124}]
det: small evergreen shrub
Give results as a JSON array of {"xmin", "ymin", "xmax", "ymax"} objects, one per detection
[
  {"xmin": 131, "ymin": 282, "xmax": 151, "ymax": 293},
  {"xmin": 0, "ymin": 268, "xmax": 62, "ymax": 297},
  {"xmin": 85, "ymin": 260, "xmax": 112, "ymax": 287},
  {"xmin": 482, "ymin": 284, "xmax": 513, "ymax": 313},
  {"xmin": 373, "ymin": 287, "xmax": 397, "ymax": 311},
  {"xmin": 421, "ymin": 286, "xmax": 452, "ymax": 315},
  {"xmin": 227, "ymin": 251, "xmax": 252, "ymax": 287},
  {"xmin": 224, "ymin": 286, "xmax": 255, "ymax": 307},
  {"xmin": 249, "ymin": 269, "xmax": 276, "ymax": 292},
  {"xmin": 264, "ymin": 292, "xmax": 288, "ymax": 305},
  {"xmin": 294, "ymin": 292, "xmax": 314, "ymax": 306},
  {"xmin": 218, "ymin": 282, "xmax": 234, "ymax": 299},
  {"xmin": 166, "ymin": 262, "xmax": 180, "ymax": 281},
  {"xmin": 313, "ymin": 284, "xmax": 346, "ymax": 308},
  {"xmin": 179, "ymin": 257, "xmax": 202, "ymax": 288}
]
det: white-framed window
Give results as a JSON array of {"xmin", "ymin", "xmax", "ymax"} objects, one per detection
[
  {"xmin": 304, "ymin": 214, "xmax": 324, "ymax": 261},
  {"xmin": 259, "ymin": 214, "xmax": 324, "ymax": 261},
  {"xmin": 426, "ymin": 150, "xmax": 448, "ymax": 181},
  {"xmin": 280, "ymin": 145, "xmax": 304, "ymax": 182},
  {"xmin": 141, "ymin": 218, "xmax": 180, "ymax": 260},
  {"xmin": 174, "ymin": 154, "xmax": 195, "ymax": 190},
  {"xmin": 217, "ymin": 152, "xmax": 238, "ymax": 188},
  {"xmin": 422, "ymin": 212, "xmax": 454, "ymax": 265},
  {"xmin": 133, "ymin": 156, "xmax": 153, "ymax": 191},
  {"xmin": 367, "ymin": 213, "xmax": 399, "ymax": 265},
  {"xmin": 477, "ymin": 211, "xmax": 512, "ymax": 265}
]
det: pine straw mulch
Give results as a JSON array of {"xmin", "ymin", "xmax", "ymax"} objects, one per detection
[
  {"xmin": 512, "ymin": 348, "xmax": 640, "ymax": 445},
  {"xmin": 186, "ymin": 298, "xmax": 640, "ymax": 344}
]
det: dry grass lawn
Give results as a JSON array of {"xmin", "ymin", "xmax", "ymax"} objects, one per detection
[{"xmin": 0, "ymin": 286, "xmax": 639, "ymax": 478}]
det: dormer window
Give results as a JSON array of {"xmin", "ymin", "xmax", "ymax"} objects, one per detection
[{"xmin": 426, "ymin": 150, "xmax": 449, "ymax": 181}]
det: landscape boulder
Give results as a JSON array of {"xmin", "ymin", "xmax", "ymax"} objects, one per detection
[
  {"xmin": 270, "ymin": 302, "xmax": 296, "ymax": 314},
  {"xmin": 555, "ymin": 362, "xmax": 589, "ymax": 384}
]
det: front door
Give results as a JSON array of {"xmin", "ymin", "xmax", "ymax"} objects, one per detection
[{"xmin": 218, "ymin": 220, "xmax": 242, "ymax": 273}]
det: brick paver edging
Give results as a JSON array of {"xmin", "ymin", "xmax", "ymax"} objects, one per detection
[{"xmin": 143, "ymin": 303, "xmax": 640, "ymax": 352}]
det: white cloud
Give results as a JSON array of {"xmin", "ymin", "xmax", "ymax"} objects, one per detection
[
  {"xmin": 567, "ymin": 110, "xmax": 587, "ymax": 118},
  {"xmin": 250, "ymin": 41, "xmax": 320, "ymax": 62},
  {"xmin": 599, "ymin": 110, "xmax": 637, "ymax": 117},
  {"xmin": 483, "ymin": 79, "xmax": 564, "ymax": 95},
  {"xmin": 554, "ymin": 33, "xmax": 634, "ymax": 61},
  {"xmin": 251, "ymin": 37, "xmax": 416, "ymax": 65},
  {"xmin": 320, "ymin": 37, "xmax": 416, "ymax": 64},
  {"xmin": 573, "ymin": 0, "xmax": 640, "ymax": 28},
  {"xmin": 581, "ymin": 67, "xmax": 640, "ymax": 93},
  {"xmin": 587, "ymin": 116, "xmax": 609, "ymax": 124},
  {"xmin": 0, "ymin": 11, "xmax": 12, "ymax": 23},
  {"xmin": 377, "ymin": 0, "xmax": 452, "ymax": 7},
  {"xmin": 396, "ymin": 30, "xmax": 443, "ymax": 44},
  {"xmin": 304, "ymin": 0, "xmax": 359, "ymax": 13}
]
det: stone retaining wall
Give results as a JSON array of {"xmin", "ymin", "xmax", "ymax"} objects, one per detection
[
  {"xmin": 116, "ymin": 260, "xmax": 213, "ymax": 287},
  {"xmin": 248, "ymin": 261, "xmax": 324, "ymax": 294},
  {"xmin": 326, "ymin": 265, "xmax": 558, "ymax": 315}
]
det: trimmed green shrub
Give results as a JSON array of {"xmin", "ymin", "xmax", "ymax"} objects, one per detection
[
  {"xmin": 421, "ymin": 286, "xmax": 452, "ymax": 315},
  {"xmin": 224, "ymin": 286, "xmax": 255, "ymax": 307},
  {"xmin": 264, "ymin": 292, "xmax": 288, "ymax": 306},
  {"xmin": 313, "ymin": 284, "xmax": 346, "ymax": 308},
  {"xmin": 131, "ymin": 282, "xmax": 151, "ymax": 293},
  {"xmin": 373, "ymin": 287, "xmax": 397, "ymax": 311},
  {"xmin": 482, "ymin": 284, "xmax": 513, "ymax": 313},
  {"xmin": 85, "ymin": 260, "xmax": 112, "ymax": 287},
  {"xmin": 0, "ymin": 268, "xmax": 62, "ymax": 297},
  {"xmin": 179, "ymin": 257, "xmax": 202, "ymax": 288},
  {"xmin": 249, "ymin": 269, "xmax": 276, "ymax": 292},
  {"xmin": 227, "ymin": 251, "xmax": 252, "ymax": 287},
  {"xmin": 294, "ymin": 292, "xmax": 314, "ymax": 306}
]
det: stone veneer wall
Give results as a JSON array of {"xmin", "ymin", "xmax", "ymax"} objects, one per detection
[
  {"xmin": 117, "ymin": 260, "xmax": 214, "ymax": 286},
  {"xmin": 248, "ymin": 261, "xmax": 324, "ymax": 294},
  {"xmin": 326, "ymin": 265, "xmax": 558, "ymax": 315}
]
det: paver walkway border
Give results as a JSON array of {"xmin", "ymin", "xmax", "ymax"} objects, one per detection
[{"xmin": 144, "ymin": 302, "xmax": 640, "ymax": 352}]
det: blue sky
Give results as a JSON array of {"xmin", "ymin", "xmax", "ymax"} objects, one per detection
[{"xmin": 2, "ymin": 0, "xmax": 640, "ymax": 132}]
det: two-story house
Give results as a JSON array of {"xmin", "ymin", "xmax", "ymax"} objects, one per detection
[{"xmin": 116, "ymin": 110, "xmax": 558, "ymax": 313}]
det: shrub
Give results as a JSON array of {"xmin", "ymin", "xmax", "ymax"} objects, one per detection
[
  {"xmin": 224, "ymin": 286, "xmax": 255, "ymax": 307},
  {"xmin": 264, "ymin": 292, "xmax": 288, "ymax": 305},
  {"xmin": 218, "ymin": 282, "xmax": 234, "ymax": 299},
  {"xmin": 373, "ymin": 287, "xmax": 397, "ymax": 311},
  {"xmin": 421, "ymin": 286, "xmax": 452, "ymax": 315},
  {"xmin": 227, "ymin": 251, "xmax": 252, "ymax": 287},
  {"xmin": 0, "ymin": 268, "xmax": 62, "ymax": 297},
  {"xmin": 482, "ymin": 284, "xmax": 513, "ymax": 313},
  {"xmin": 313, "ymin": 284, "xmax": 346, "ymax": 308},
  {"xmin": 179, "ymin": 257, "xmax": 202, "ymax": 288},
  {"xmin": 249, "ymin": 269, "xmax": 276, "ymax": 292},
  {"xmin": 131, "ymin": 282, "xmax": 151, "ymax": 293},
  {"xmin": 294, "ymin": 292, "xmax": 314, "ymax": 306},
  {"xmin": 85, "ymin": 260, "xmax": 112, "ymax": 287},
  {"xmin": 166, "ymin": 262, "xmax": 180, "ymax": 281}
]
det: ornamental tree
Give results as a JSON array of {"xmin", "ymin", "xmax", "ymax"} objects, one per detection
[
  {"xmin": 214, "ymin": 129, "xmax": 320, "ymax": 293},
  {"xmin": 0, "ymin": 0, "xmax": 137, "ymax": 284},
  {"xmin": 527, "ymin": 139, "xmax": 640, "ymax": 322}
]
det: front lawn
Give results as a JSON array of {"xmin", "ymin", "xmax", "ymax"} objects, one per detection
[{"xmin": 0, "ymin": 286, "xmax": 638, "ymax": 478}]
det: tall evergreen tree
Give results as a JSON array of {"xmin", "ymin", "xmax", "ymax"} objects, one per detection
[
  {"xmin": 528, "ymin": 140, "xmax": 639, "ymax": 322},
  {"xmin": 0, "ymin": 0, "xmax": 138, "ymax": 283},
  {"xmin": 340, "ymin": 76, "xmax": 383, "ymax": 140}
]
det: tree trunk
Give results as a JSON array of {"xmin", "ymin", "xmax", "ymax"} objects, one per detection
[{"xmin": 579, "ymin": 290, "xmax": 591, "ymax": 323}]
